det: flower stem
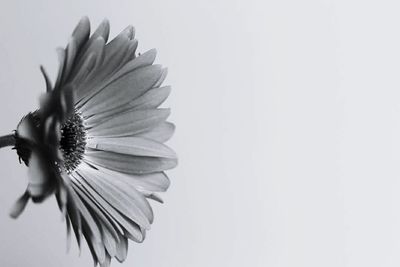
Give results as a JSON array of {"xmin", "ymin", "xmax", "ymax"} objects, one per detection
[{"xmin": 0, "ymin": 134, "xmax": 15, "ymax": 149}]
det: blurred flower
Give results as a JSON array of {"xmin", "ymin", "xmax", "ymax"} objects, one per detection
[{"xmin": 0, "ymin": 17, "xmax": 177, "ymax": 267}]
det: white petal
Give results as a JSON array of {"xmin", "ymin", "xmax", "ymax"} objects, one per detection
[
  {"xmin": 126, "ymin": 39, "xmax": 138, "ymax": 60},
  {"xmin": 115, "ymin": 235, "xmax": 128, "ymax": 262},
  {"xmin": 71, "ymin": 181, "xmax": 119, "ymax": 257},
  {"xmin": 97, "ymin": 166, "xmax": 170, "ymax": 192},
  {"xmin": 71, "ymin": 37, "xmax": 105, "ymax": 90},
  {"xmin": 54, "ymin": 48, "xmax": 66, "ymax": 89},
  {"xmin": 88, "ymin": 108, "xmax": 170, "ymax": 137},
  {"xmin": 81, "ymin": 65, "xmax": 162, "ymax": 116},
  {"xmin": 68, "ymin": 186, "xmax": 106, "ymax": 263},
  {"xmin": 71, "ymin": 179, "xmax": 120, "ymax": 241},
  {"xmin": 78, "ymin": 165, "xmax": 152, "ymax": 228},
  {"xmin": 63, "ymin": 37, "xmax": 78, "ymax": 84},
  {"xmin": 85, "ymin": 149, "xmax": 177, "ymax": 174},
  {"xmin": 72, "ymin": 17, "xmax": 90, "ymax": 49},
  {"xmin": 153, "ymin": 67, "xmax": 168, "ymax": 88},
  {"xmin": 109, "ymin": 49, "xmax": 157, "ymax": 83},
  {"xmin": 141, "ymin": 191, "xmax": 164, "ymax": 203},
  {"xmin": 83, "ymin": 86, "xmax": 170, "ymax": 127},
  {"xmin": 86, "ymin": 136, "xmax": 176, "ymax": 158},
  {"xmin": 81, "ymin": 164, "xmax": 155, "ymax": 222},
  {"xmin": 135, "ymin": 122, "xmax": 175, "ymax": 142},
  {"xmin": 92, "ymin": 19, "xmax": 110, "ymax": 43},
  {"xmin": 102, "ymin": 34, "xmax": 130, "ymax": 71},
  {"xmin": 72, "ymin": 171, "xmax": 144, "ymax": 242},
  {"xmin": 128, "ymin": 86, "xmax": 171, "ymax": 110}
]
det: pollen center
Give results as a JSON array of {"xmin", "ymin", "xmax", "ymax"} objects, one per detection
[{"xmin": 60, "ymin": 112, "xmax": 86, "ymax": 172}]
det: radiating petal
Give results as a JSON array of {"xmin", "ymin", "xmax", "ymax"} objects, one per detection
[
  {"xmin": 115, "ymin": 235, "xmax": 128, "ymax": 262},
  {"xmin": 126, "ymin": 39, "xmax": 138, "ymax": 60},
  {"xmin": 128, "ymin": 85, "xmax": 171, "ymax": 110},
  {"xmin": 92, "ymin": 19, "xmax": 110, "ymax": 43},
  {"xmin": 135, "ymin": 122, "xmax": 175, "ymax": 142},
  {"xmin": 71, "ymin": 179, "xmax": 120, "ymax": 241},
  {"xmin": 88, "ymin": 108, "xmax": 170, "ymax": 137},
  {"xmin": 96, "ymin": 165, "xmax": 170, "ymax": 192},
  {"xmin": 86, "ymin": 136, "xmax": 176, "ymax": 158},
  {"xmin": 141, "ymin": 192, "xmax": 164, "ymax": 203},
  {"xmin": 71, "ymin": 37, "xmax": 105, "ymax": 88},
  {"xmin": 72, "ymin": 16, "xmax": 90, "ymax": 50},
  {"xmin": 78, "ymin": 164, "xmax": 152, "ymax": 228},
  {"xmin": 63, "ymin": 38, "xmax": 78, "ymax": 84},
  {"xmin": 109, "ymin": 49, "xmax": 157, "ymax": 83},
  {"xmin": 68, "ymin": 186, "xmax": 105, "ymax": 263},
  {"xmin": 81, "ymin": 65, "xmax": 162, "ymax": 116},
  {"xmin": 153, "ymin": 67, "xmax": 168, "ymax": 88},
  {"xmin": 71, "ymin": 180, "xmax": 119, "ymax": 257},
  {"xmin": 85, "ymin": 149, "xmax": 177, "ymax": 174},
  {"xmin": 82, "ymin": 72, "xmax": 168, "ymax": 127},
  {"xmin": 73, "ymin": 171, "xmax": 144, "ymax": 242},
  {"xmin": 102, "ymin": 34, "xmax": 130, "ymax": 72},
  {"xmin": 54, "ymin": 48, "xmax": 66, "ymax": 90}
]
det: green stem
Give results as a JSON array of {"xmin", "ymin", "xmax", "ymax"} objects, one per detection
[{"xmin": 0, "ymin": 134, "xmax": 15, "ymax": 149}]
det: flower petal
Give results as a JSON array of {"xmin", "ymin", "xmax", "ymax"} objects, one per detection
[
  {"xmin": 128, "ymin": 85, "xmax": 171, "ymax": 110},
  {"xmin": 71, "ymin": 181, "xmax": 119, "ymax": 257},
  {"xmin": 81, "ymin": 64, "xmax": 162, "ymax": 116},
  {"xmin": 78, "ymin": 165, "xmax": 153, "ymax": 228},
  {"xmin": 86, "ymin": 136, "xmax": 176, "ymax": 158},
  {"xmin": 96, "ymin": 166, "xmax": 170, "ymax": 192},
  {"xmin": 153, "ymin": 67, "xmax": 168, "ymax": 88},
  {"xmin": 71, "ymin": 179, "xmax": 120, "ymax": 241},
  {"xmin": 109, "ymin": 48, "xmax": 157, "ymax": 83},
  {"xmin": 92, "ymin": 19, "xmax": 110, "ymax": 43},
  {"xmin": 68, "ymin": 186, "xmax": 106, "ymax": 263},
  {"xmin": 9, "ymin": 191, "xmax": 30, "ymax": 219},
  {"xmin": 85, "ymin": 149, "xmax": 177, "ymax": 174},
  {"xmin": 82, "ymin": 75, "xmax": 169, "ymax": 127},
  {"xmin": 115, "ymin": 235, "xmax": 128, "ymax": 262},
  {"xmin": 88, "ymin": 108, "xmax": 170, "ymax": 137},
  {"xmin": 72, "ymin": 171, "xmax": 144, "ymax": 242},
  {"xmin": 126, "ymin": 39, "xmax": 138, "ymax": 61},
  {"xmin": 71, "ymin": 37, "xmax": 105, "ymax": 88},
  {"xmin": 53, "ymin": 48, "xmax": 66, "ymax": 90},
  {"xmin": 72, "ymin": 16, "xmax": 90, "ymax": 50},
  {"xmin": 135, "ymin": 122, "xmax": 175, "ymax": 142},
  {"xmin": 63, "ymin": 38, "xmax": 78, "ymax": 84}
]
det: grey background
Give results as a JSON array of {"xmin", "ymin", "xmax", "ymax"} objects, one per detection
[{"xmin": 0, "ymin": 0, "xmax": 400, "ymax": 266}]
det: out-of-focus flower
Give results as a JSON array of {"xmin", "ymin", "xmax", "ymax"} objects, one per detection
[{"xmin": 0, "ymin": 17, "xmax": 177, "ymax": 267}]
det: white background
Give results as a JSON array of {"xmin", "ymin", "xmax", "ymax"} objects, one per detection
[{"xmin": 0, "ymin": 0, "xmax": 400, "ymax": 266}]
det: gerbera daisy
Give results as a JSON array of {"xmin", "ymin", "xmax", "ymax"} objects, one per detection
[{"xmin": 0, "ymin": 17, "xmax": 177, "ymax": 267}]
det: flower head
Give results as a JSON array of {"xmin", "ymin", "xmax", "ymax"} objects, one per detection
[{"xmin": 5, "ymin": 17, "xmax": 177, "ymax": 266}]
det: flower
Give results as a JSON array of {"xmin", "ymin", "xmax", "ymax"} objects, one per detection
[{"xmin": 1, "ymin": 17, "xmax": 177, "ymax": 267}]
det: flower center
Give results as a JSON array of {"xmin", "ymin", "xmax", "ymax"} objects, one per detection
[
  {"xmin": 15, "ymin": 111, "xmax": 87, "ymax": 172},
  {"xmin": 60, "ymin": 112, "xmax": 87, "ymax": 172}
]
